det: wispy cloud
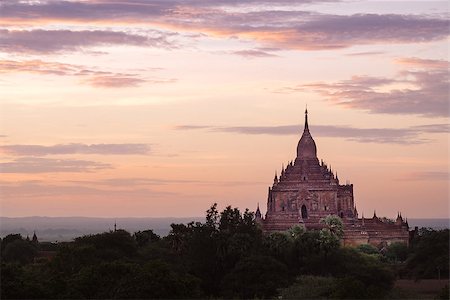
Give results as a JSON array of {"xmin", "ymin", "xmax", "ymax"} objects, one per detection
[
  {"xmin": 173, "ymin": 123, "xmax": 449, "ymax": 144},
  {"xmin": 0, "ymin": 157, "xmax": 112, "ymax": 173},
  {"xmin": 231, "ymin": 49, "xmax": 278, "ymax": 58},
  {"xmin": 279, "ymin": 59, "xmax": 450, "ymax": 117},
  {"xmin": 1, "ymin": 1, "xmax": 447, "ymax": 51},
  {"xmin": 0, "ymin": 29, "xmax": 176, "ymax": 54},
  {"xmin": 0, "ymin": 59, "xmax": 174, "ymax": 88},
  {"xmin": 0, "ymin": 143, "xmax": 151, "ymax": 156},
  {"xmin": 395, "ymin": 57, "xmax": 450, "ymax": 70},
  {"xmin": 67, "ymin": 177, "xmax": 266, "ymax": 187},
  {"xmin": 345, "ymin": 51, "xmax": 385, "ymax": 56},
  {"xmin": 82, "ymin": 76, "xmax": 147, "ymax": 88},
  {"xmin": 397, "ymin": 171, "xmax": 449, "ymax": 181},
  {"xmin": 0, "ymin": 180, "xmax": 175, "ymax": 198}
]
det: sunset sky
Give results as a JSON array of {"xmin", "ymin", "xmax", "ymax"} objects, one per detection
[{"xmin": 0, "ymin": 0, "xmax": 448, "ymax": 219}]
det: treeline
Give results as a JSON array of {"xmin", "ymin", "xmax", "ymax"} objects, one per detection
[{"xmin": 1, "ymin": 204, "xmax": 449, "ymax": 299}]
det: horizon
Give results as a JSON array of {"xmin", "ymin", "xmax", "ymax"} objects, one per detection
[
  {"xmin": 1, "ymin": 215, "xmax": 448, "ymax": 243},
  {"xmin": 1, "ymin": 0, "xmax": 449, "ymax": 219}
]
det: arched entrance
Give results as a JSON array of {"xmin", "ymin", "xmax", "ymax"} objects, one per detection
[{"xmin": 301, "ymin": 205, "xmax": 308, "ymax": 219}]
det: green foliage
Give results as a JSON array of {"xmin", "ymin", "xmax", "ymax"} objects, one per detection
[
  {"xmin": 281, "ymin": 248, "xmax": 395, "ymax": 299},
  {"xmin": 1, "ymin": 207, "xmax": 448, "ymax": 299},
  {"xmin": 67, "ymin": 261, "xmax": 201, "ymax": 299},
  {"xmin": 385, "ymin": 242, "xmax": 408, "ymax": 262},
  {"xmin": 220, "ymin": 255, "xmax": 288, "ymax": 299},
  {"xmin": 357, "ymin": 243, "xmax": 379, "ymax": 255},
  {"xmin": 2, "ymin": 239, "xmax": 37, "ymax": 264},
  {"xmin": 1, "ymin": 234, "xmax": 23, "ymax": 252},
  {"xmin": 133, "ymin": 229, "xmax": 160, "ymax": 247},
  {"xmin": 288, "ymin": 224, "xmax": 306, "ymax": 239},
  {"xmin": 320, "ymin": 214, "xmax": 344, "ymax": 238},
  {"xmin": 405, "ymin": 229, "xmax": 449, "ymax": 279},
  {"xmin": 280, "ymin": 275, "xmax": 336, "ymax": 299},
  {"xmin": 74, "ymin": 229, "xmax": 137, "ymax": 259}
]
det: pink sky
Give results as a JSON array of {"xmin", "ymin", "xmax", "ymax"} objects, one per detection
[{"xmin": 0, "ymin": 0, "xmax": 448, "ymax": 218}]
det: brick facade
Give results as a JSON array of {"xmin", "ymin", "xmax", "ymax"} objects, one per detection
[{"xmin": 256, "ymin": 110, "xmax": 410, "ymax": 247}]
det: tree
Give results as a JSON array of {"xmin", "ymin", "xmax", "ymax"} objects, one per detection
[
  {"xmin": 133, "ymin": 229, "xmax": 160, "ymax": 247},
  {"xmin": 220, "ymin": 255, "xmax": 289, "ymax": 299},
  {"xmin": 320, "ymin": 215, "xmax": 344, "ymax": 238},
  {"xmin": 385, "ymin": 242, "xmax": 408, "ymax": 262},
  {"xmin": 1, "ymin": 234, "xmax": 23, "ymax": 253},
  {"xmin": 405, "ymin": 229, "xmax": 449, "ymax": 279},
  {"xmin": 2, "ymin": 239, "xmax": 37, "ymax": 264},
  {"xmin": 357, "ymin": 244, "xmax": 379, "ymax": 255},
  {"xmin": 67, "ymin": 261, "xmax": 202, "ymax": 299},
  {"xmin": 288, "ymin": 224, "xmax": 306, "ymax": 240},
  {"xmin": 280, "ymin": 275, "xmax": 336, "ymax": 299}
]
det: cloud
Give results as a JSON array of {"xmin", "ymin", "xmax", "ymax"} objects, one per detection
[
  {"xmin": 82, "ymin": 76, "xmax": 147, "ymax": 88},
  {"xmin": 287, "ymin": 60, "xmax": 449, "ymax": 117},
  {"xmin": 173, "ymin": 123, "xmax": 449, "ymax": 144},
  {"xmin": 173, "ymin": 125, "xmax": 214, "ymax": 130},
  {"xmin": 0, "ymin": 143, "xmax": 151, "ymax": 156},
  {"xmin": 68, "ymin": 177, "xmax": 265, "ymax": 187},
  {"xmin": 160, "ymin": 12, "xmax": 450, "ymax": 51},
  {"xmin": 0, "ymin": 0, "xmax": 339, "ymax": 25},
  {"xmin": 397, "ymin": 171, "xmax": 449, "ymax": 181},
  {"xmin": 395, "ymin": 57, "xmax": 450, "ymax": 70},
  {"xmin": 231, "ymin": 49, "xmax": 278, "ymax": 58},
  {"xmin": 0, "ymin": 157, "xmax": 112, "ymax": 173},
  {"xmin": 0, "ymin": 180, "xmax": 175, "ymax": 198},
  {"xmin": 1, "ymin": 1, "xmax": 447, "ymax": 51},
  {"xmin": 345, "ymin": 51, "xmax": 385, "ymax": 56},
  {"xmin": 0, "ymin": 59, "xmax": 174, "ymax": 88},
  {"xmin": 0, "ymin": 29, "xmax": 175, "ymax": 54}
]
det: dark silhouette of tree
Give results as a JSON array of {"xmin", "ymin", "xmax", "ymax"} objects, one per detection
[
  {"xmin": 0, "ymin": 205, "xmax": 447, "ymax": 299},
  {"xmin": 133, "ymin": 229, "xmax": 160, "ymax": 247},
  {"xmin": 220, "ymin": 255, "xmax": 289, "ymax": 299},
  {"xmin": 405, "ymin": 229, "xmax": 449, "ymax": 279}
]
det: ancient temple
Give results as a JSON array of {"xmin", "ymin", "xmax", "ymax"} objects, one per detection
[{"xmin": 256, "ymin": 109, "xmax": 410, "ymax": 247}]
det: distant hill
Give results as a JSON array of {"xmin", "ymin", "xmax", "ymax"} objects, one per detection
[
  {"xmin": 0, "ymin": 217, "xmax": 448, "ymax": 242},
  {"xmin": 0, "ymin": 216, "xmax": 204, "ymax": 242}
]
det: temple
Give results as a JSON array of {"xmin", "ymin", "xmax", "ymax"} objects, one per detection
[{"xmin": 256, "ymin": 109, "xmax": 410, "ymax": 247}]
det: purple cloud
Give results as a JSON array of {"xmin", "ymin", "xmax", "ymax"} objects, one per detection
[
  {"xmin": 231, "ymin": 49, "xmax": 278, "ymax": 58},
  {"xmin": 397, "ymin": 171, "xmax": 449, "ymax": 181},
  {"xmin": 0, "ymin": 143, "xmax": 151, "ymax": 156},
  {"xmin": 0, "ymin": 29, "xmax": 175, "ymax": 54},
  {"xmin": 173, "ymin": 123, "xmax": 449, "ymax": 145},
  {"xmin": 0, "ymin": 180, "xmax": 176, "ymax": 198},
  {"xmin": 68, "ymin": 177, "xmax": 265, "ymax": 187},
  {"xmin": 0, "ymin": 59, "xmax": 174, "ymax": 88},
  {"xmin": 284, "ymin": 62, "xmax": 449, "ymax": 117},
  {"xmin": 326, "ymin": 73, "xmax": 447, "ymax": 117},
  {"xmin": 1, "ymin": 1, "xmax": 447, "ymax": 51},
  {"xmin": 0, "ymin": 157, "xmax": 112, "ymax": 173}
]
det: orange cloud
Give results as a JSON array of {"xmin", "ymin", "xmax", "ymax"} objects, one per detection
[
  {"xmin": 0, "ymin": 29, "xmax": 175, "ymax": 54},
  {"xmin": 395, "ymin": 57, "xmax": 450, "ymax": 70},
  {"xmin": 0, "ymin": 1, "xmax": 448, "ymax": 51},
  {"xmin": 0, "ymin": 59, "xmax": 174, "ymax": 88},
  {"xmin": 173, "ymin": 123, "xmax": 449, "ymax": 144},
  {"xmin": 278, "ymin": 62, "xmax": 449, "ymax": 117}
]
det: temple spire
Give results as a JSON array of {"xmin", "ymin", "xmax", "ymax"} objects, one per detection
[
  {"xmin": 255, "ymin": 203, "xmax": 262, "ymax": 219},
  {"xmin": 304, "ymin": 107, "xmax": 309, "ymax": 131},
  {"xmin": 296, "ymin": 108, "xmax": 317, "ymax": 159}
]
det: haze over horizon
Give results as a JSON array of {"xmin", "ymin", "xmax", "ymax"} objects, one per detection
[{"xmin": 0, "ymin": 0, "xmax": 448, "ymax": 219}]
